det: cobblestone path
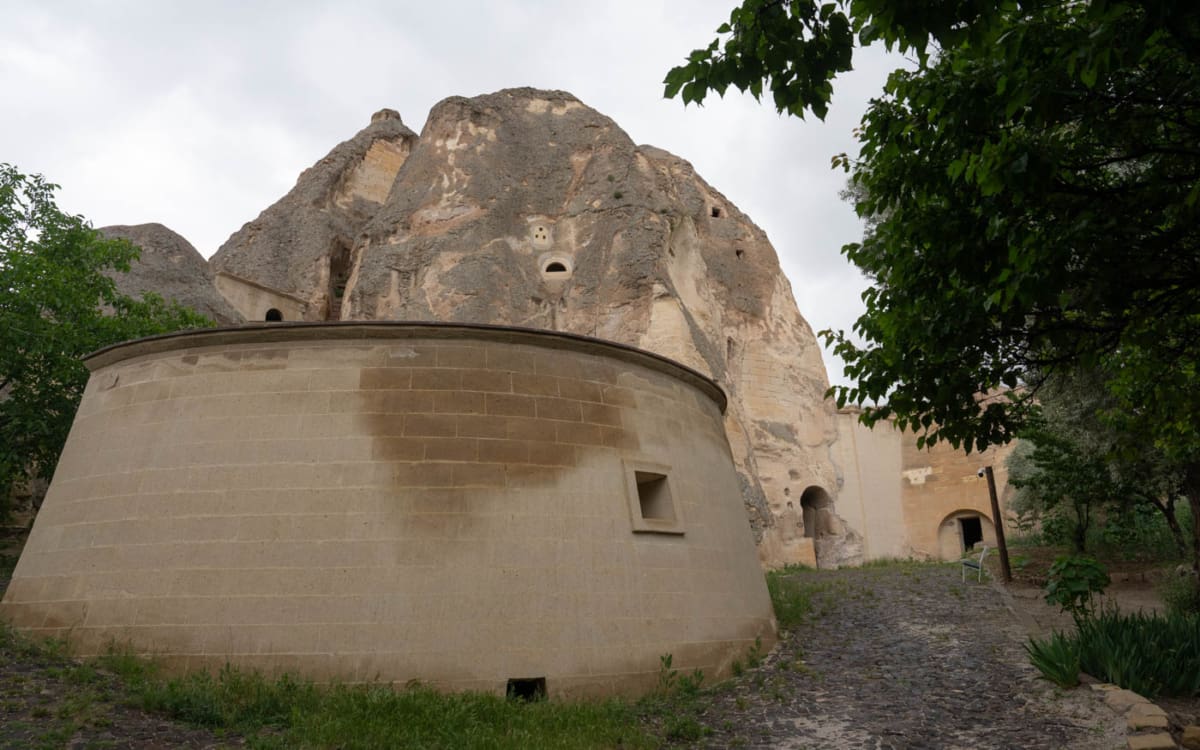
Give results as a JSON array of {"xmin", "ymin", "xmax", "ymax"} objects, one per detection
[{"xmin": 692, "ymin": 564, "xmax": 1124, "ymax": 749}]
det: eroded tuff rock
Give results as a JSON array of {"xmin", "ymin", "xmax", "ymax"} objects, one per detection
[
  {"xmin": 98, "ymin": 223, "xmax": 242, "ymax": 324},
  {"xmin": 210, "ymin": 88, "xmax": 848, "ymax": 566},
  {"xmin": 209, "ymin": 108, "xmax": 418, "ymax": 321}
]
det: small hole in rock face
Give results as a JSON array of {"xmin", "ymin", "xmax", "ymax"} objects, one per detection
[
  {"xmin": 735, "ymin": 249, "xmax": 744, "ymax": 259},
  {"xmin": 711, "ymin": 206, "xmax": 722, "ymax": 218},
  {"xmin": 507, "ymin": 677, "xmax": 546, "ymax": 701},
  {"xmin": 544, "ymin": 262, "xmax": 568, "ymax": 273},
  {"xmin": 265, "ymin": 308, "xmax": 283, "ymax": 322}
]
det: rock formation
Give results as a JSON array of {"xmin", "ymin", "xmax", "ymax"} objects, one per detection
[
  {"xmin": 209, "ymin": 109, "xmax": 417, "ymax": 322},
  {"xmin": 99, "ymin": 223, "xmax": 242, "ymax": 324},
  {"xmin": 209, "ymin": 88, "xmax": 851, "ymax": 567}
]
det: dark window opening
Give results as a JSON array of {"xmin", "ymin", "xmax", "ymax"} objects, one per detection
[
  {"xmin": 959, "ymin": 516, "xmax": 983, "ymax": 551},
  {"xmin": 507, "ymin": 677, "xmax": 546, "ymax": 702},
  {"xmin": 328, "ymin": 242, "xmax": 352, "ymax": 320},
  {"xmin": 545, "ymin": 261, "xmax": 568, "ymax": 273},
  {"xmin": 635, "ymin": 471, "xmax": 674, "ymax": 521},
  {"xmin": 711, "ymin": 207, "xmax": 722, "ymax": 218},
  {"xmin": 735, "ymin": 249, "xmax": 744, "ymax": 259},
  {"xmin": 265, "ymin": 308, "xmax": 283, "ymax": 322}
]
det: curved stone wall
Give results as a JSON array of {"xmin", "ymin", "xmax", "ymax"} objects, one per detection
[{"xmin": 0, "ymin": 323, "xmax": 775, "ymax": 696}]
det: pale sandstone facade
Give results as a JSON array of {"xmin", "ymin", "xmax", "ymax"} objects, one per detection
[
  {"xmin": 0, "ymin": 323, "xmax": 775, "ymax": 697},
  {"xmin": 833, "ymin": 410, "xmax": 1015, "ymax": 563}
]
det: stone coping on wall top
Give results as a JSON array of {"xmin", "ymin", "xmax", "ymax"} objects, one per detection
[{"xmin": 85, "ymin": 320, "xmax": 728, "ymax": 413}]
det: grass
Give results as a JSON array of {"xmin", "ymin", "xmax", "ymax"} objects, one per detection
[
  {"xmin": 857, "ymin": 556, "xmax": 930, "ymax": 569},
  {"xmin": 1, "ymin": 622, "xmax": 130, "ymax": 750},
  {"xmin": 3, "ymin": 621, "xmax": 786, "ymax": 749},
  {"xmin": 0, "ymin": 552, "xmax": 17, "ymax": 579},
  {"xmin": 765, "ymin": 567, "xmax": 819, "ymax": 628},
  {"xmin": 0, "ymin": 624, "xmax": 663, "ymax": 750},
  {"xmin": 99, "ymin": 644, "xmax": 661, "ymax": 750},
  {"xmin": 4, "ymin": 559, "xmax": 888, "ymax": 748}
]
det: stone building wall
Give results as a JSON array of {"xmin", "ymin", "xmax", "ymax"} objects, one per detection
[
  {"xmin": 207, "ymin": 89, "xmax": 847, "ymax": 568},
  {"xmin": 0, "ymin": 323, "xmax": 775, "ymax": 697},
  {"xmin": 833, "ymin": 410, "xmax": 1015, "ymax": 563}
]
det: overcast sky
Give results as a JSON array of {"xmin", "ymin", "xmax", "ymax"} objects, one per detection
[{"xmin": 1, "ymin": 1, "xmax": 901, "ymax": 387}]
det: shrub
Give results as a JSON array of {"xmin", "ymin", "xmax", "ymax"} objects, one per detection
[
  {"xmin": 1091, "ymin": 503, "xmax": 1194, "ymax": 563},
  {"xmin": 1025, "ymin": 631, "xmax": 1081, "ymax": 688},
  {"xmin": 1162, "ymin": 573, "xmax": 1200, "ymax": 617},
  {"xmin": 1077, "ymin": 607, "xmax": 1200, "ymax": 697},
  {"xmin": 1043, "ymin": 555, "xmax": 1109, "ymax": 622},
  {"xmin": 1028, "ymin": 607, "xmax": 1200, "ymax": 698}
]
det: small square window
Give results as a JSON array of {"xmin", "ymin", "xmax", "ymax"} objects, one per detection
[
  {"xmin": 624, "ymin": 461, "xmax": 684, "ymax": 534},
  {"xmin": 636, "ymin": 472, "xmax": 674, "ymax": 521}
]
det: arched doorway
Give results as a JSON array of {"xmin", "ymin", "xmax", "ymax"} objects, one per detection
[
  {"xmin": 799, "ymin": 486, "xmax": 834, "ymax": 538},
  {"xmin": 937, "ymin": 509, "xmax": 996, "ymax": 560},
  {"xmin": 265, "ymin": 308, "xmax": 283, "ymax": 322}
]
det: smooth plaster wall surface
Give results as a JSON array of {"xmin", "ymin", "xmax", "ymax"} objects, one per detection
[
  {"xmin": 901, "ymin": 438, "xmax": 1014, "ymax": 560},
  {"xmin": 0, "ymin": 324, "xmax": 775, "ymax": 697},
  {"xmin": 832, "ymin": 413, "xmax": 908, "ymax": 561}
]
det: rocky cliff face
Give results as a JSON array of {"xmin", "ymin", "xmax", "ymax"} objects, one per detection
[
  {"xmin": 99, "ymin": 223, "xmax": 242, "ymax": 324},
  {"xmin": 208, "ymin": 88, "xmax": 850, "ymax": 566},
  {"xmin": 209, "ymin": 109, "xmax": 418, "ymax": 320}
]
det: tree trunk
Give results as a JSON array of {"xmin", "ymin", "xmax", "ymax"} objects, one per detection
[
  {"xmin": 1072, "ymin": 497, "xmax": 1090, "ymax": 553},
  {"xmin": 1183, "ymin": 463, "xmax": 1200, "ymax": 575},
  {"xmin": 1148, "ymin": 495, "xmax": 1188, "ymax": 558}
]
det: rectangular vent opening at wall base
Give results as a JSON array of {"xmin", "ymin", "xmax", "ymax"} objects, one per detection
[
  {"xmin": 506, "ymin": 677, "xmax": 546, "ymax": 702},
  {"xmin": 636, "ymin": 472, "xmax": 674, "ymax": 521}
]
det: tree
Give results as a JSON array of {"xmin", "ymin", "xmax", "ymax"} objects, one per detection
[
  {"xmin": 667, "ymin": 1, "xmax": 1200, "ymax": 569},
  {"xmin": 1006, "ymin": 368, "xmax": 1188, "ymax": 556},
  {"xmin": 0, "ymin": 164, "xmax": 213, "ymax": 518}
]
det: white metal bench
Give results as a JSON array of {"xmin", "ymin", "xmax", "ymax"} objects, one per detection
[{"xmin": 961, "ymin": 545, "xmax": 990, "ymax": 582}]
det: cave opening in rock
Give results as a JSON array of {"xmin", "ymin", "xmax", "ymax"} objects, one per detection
[{"xmin": 799, "ymin": 486, "xmax": 833, "ymax": 539}]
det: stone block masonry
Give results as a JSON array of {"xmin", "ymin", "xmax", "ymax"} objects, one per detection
[{"xmin": 0, "ymin": 322, "xmax": 775, "ymax": 698}]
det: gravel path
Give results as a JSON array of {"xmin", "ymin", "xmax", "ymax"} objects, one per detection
[{"xmin": 691, "ymin": 564, "xmax": 1126, "ymax": 750}]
